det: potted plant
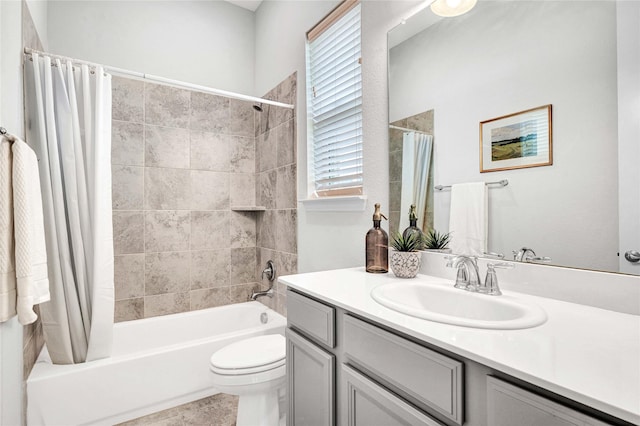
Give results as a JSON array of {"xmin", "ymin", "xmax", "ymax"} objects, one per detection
[
  {"xmin": 389, "ymin": 232, "xmax": 423, "ymax": 278},
  {"xmin": 423, "ymin": 229, "xmax": 452, "ymax": 253}
]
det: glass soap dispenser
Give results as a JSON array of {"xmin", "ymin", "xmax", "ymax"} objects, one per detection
[
  {"xmin": 366, "ymin": 203, "xmax": 389, "ymax": 273},
  {"xmin": 402, "ymin": 204, "xmax": 424, "ymax": 244}
]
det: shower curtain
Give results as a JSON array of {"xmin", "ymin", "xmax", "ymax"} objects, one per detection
[
  {"xmin": 399, "ymin": 132, "xmax": 434, "ymax": 232},
  {"xmin": 24, "ymin": 53, "xmax": 114, "ymax": 364}
]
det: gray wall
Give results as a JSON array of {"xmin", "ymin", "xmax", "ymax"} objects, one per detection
[{"xmin": 47, "ymin": 1, "xmax": 255, "ymax": 94}]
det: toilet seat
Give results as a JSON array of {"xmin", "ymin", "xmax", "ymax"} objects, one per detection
[{"xmin": 210, "ymin": 334, "xmax": 285, "ymax": 376}]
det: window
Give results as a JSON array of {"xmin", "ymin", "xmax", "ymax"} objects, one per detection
[{"xmin": 306, "ymin": 0, "xmax": 362, "ymax": 198}]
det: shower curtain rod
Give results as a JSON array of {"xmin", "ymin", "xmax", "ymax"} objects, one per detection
[
  {"xmin": 23, "ymin": 48, "xmax": 295, "ymax": 110},
  {"xmin": 388, "ymin": 124, "xmax": 432, "ymax": 134}
]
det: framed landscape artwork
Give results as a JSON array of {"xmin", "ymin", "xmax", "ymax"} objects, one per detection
[{"xmin": 480, "ymin": 105, "xmax": 552, "ymax": 173}]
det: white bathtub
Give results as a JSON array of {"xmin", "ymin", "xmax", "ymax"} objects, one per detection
[{"xmin": 27, "ymin": 302, "xmax": 286, "ymax": 426}]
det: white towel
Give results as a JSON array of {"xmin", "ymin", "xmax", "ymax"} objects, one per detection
[
  {"xmin": 12, "ymin": 138, "xmax": 50, "ymax": 324},
  {"xmin": 0, "ymin": 139, "xmax": 17, "ymax": 322},
  {"xmin": 0, "ymin": 135, "xmax": 50, "ymax": 325},
  {"xmin": 449, "ymin": 182, "xmax": 488, "ymax": 256}
]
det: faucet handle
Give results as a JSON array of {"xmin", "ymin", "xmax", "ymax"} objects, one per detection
[{"xmin": 479, "ymin": 262, "xmax": 514, "ymax": 296}]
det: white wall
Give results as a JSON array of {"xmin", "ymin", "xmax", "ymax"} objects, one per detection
[
  {"xmin": 0, "ymin": 1, "xmax": 26, "ymax": 423},
  {"xmin": 25, "ymin": 0, "xmax": 47, "ymax": 49},
  {"xmin": 255, "ymin": 0, "xmax": 423, "ymax": 273},
  {"xmin": 389, "ymin": 1, "xmax": 619, "ymax": 272},
  {"xmin": 48, "ymin": 0, "xmax": 255, "ymax": 94}
]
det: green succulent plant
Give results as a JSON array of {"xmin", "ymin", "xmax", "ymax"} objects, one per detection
[
  {"xmin": 390, "ymin": 231, "xmax": 423, "ymax": 252},
  {"xmin": 423, "ymin": 229, "xmax": 451, "ymax": 250}
]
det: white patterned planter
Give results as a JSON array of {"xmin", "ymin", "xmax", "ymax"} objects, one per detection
[{"xmin": 390, "ymin": 250, "xmax": 422, "ymax": 278}]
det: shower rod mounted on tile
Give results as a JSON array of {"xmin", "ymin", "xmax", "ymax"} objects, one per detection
[
  {"xmin": 435, "ymin": 179, "xmax": 509, "ymax": 191},
  {"xmin": 23, "ymin": 48, "xmax": 295, "ymax": 110}
]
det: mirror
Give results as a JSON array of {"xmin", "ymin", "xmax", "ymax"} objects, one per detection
[{"xmin": 388, "ymin": 1, "xmax": 638, "ymax": 275}]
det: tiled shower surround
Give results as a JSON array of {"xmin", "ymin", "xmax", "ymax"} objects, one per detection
[{"xmin": 112, "ymin": 73, "xmax": 297, "ymax": 321}]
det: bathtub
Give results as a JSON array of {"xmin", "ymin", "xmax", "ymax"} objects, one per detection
[{"xmin": 27, "ymin": 302, "xmax": 286, "ymax": 426}]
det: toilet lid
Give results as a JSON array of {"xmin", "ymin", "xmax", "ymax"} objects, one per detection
[{"xmin": 210, "ymin": 334, "xmax": 285, "ymax": 373}]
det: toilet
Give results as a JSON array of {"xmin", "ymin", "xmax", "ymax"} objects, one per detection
[{"xmin": 209, "ymin": 334, "xmax": 286, "ymax": 426}]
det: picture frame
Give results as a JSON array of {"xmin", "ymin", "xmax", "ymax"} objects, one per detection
[{"xmin": 479, "ymin": 104, "xmax": 552, "ymax": 173}]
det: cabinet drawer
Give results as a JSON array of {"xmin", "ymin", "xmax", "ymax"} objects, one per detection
[
  {"xmin": 341, "ymin": 364, "xmax": 444, "ymax": 426},
  {"xmin": 343, "ymin": 314, "xmax": 464, "ymax": 425},
  {"xmin": 287, "ymin": 290, "xmax": 336, "ymax": 348},
  {"xmin": 487, "ymin": 376, "xmax": 614, "ymax": 426}
]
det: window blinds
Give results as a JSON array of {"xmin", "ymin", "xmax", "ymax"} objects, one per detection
[{"xmin": 308, "ymin": 2, "xmax": 362, "ymax": 197}]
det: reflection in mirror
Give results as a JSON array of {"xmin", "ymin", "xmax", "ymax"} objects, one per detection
[
  {"xmin": 388, "ymin": 1, "xmax": 639, "ymax": 275},
  {"xmin": 389, "ymin": 111, "xmax": 434, "ymax": 237}
]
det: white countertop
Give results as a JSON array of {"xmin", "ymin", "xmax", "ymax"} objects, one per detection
[{"xmin": 279, "ymin": 267, "xmax": 640, "ymax": 424}]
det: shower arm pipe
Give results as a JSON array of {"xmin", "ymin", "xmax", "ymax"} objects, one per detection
[{"xmin": 23, "ymin": 47, "xmax": 294, "ymax": 110}]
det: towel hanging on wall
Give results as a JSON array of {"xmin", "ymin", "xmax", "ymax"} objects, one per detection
[
  {"xmin": 448, "ymin": 182, "xmax": 488, "ymax": 256},
  {"xmin": 0, "ymin": 134, "xmax": 50, "ymax": 324}
]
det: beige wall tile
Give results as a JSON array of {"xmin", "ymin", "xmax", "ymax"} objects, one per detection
[
  {"xmin": 112, "ymin": 165, "xmax": 144, "ymax": 210},
  {"xmin": 190, "ymin": 131, "xmax": 231, "ymax": 172},
  {"xmin": 144, "ymin": 292, "xmax": 190, "ymax": 318},
  {"xmin": 256, "ymin": 210, "xmax": 276, "ymax": 250},
  {"xmin": 145, "ymin": 211, "xmax": 190, "ymax": 252},
  {"xmin": 191, "ymin": 92, "xmax": 227, "ymax": 133},
  {"xmin": 145, "ymin": 252, "xmax": 191, "ymax": 296},
  {"xmin": 190, "ymin": 211, "xmax": 230, "ymax": 250},
  {"xmin": 112, "ymin": 121, "xmax": 144, "ymax": 166},
  {"xmin": 115, "ymin": 298, "xmax": 144, "ymax": 322},
  {"xmin": 256, "ymin": 128, "xmax": 277, "ymax": 172},
  {"xmin": 230, "ymin": 247, "xmax": 257, "ymax": 284},
  {"xmin": 144, "ymin": 167, "xmax": 191, "ymax": 210},
  {"xmin": 228, "ymin": 99, "xmax": 255, "ymax": 138},
  {"xmin": 230, "ymin": 173, "xmax": 255, "ymax": 207},
  {"xmin": 190, "ymin": 170, "xmax": 229, "ymax": 210},
  {"xmin": 145, "ymin": 83, "xmax": 190, "ymax": 128},
  {"xmin": 230, "ymin": 136, "xmax": 255, "ymax": 173},
  {"xmin": 276, "ymin": 164, "xmax": 296, "ymax": 209},
  {"xmin": 189, "ymin": 287, "xmax": 231, "ymax": 311},
  {"xmin": 276, "ymin": 118, "xmax": 296, "ymax": 168},
  {"xmin": 113, "ymin": 211, "xmax": 144, "ymax": 254},
  {"xmin": 145, "ymin": 125, "xmax": 190, "ymax": 169},
  {"xmin": 230, "ymin": 212, "xmax": 256, "ymax": 248},
  {"xmin": 190, "ymin": 249, "xmax": 230, "ymax": 290},
  {"xmin": 275, "ymin": 209, "xmax": 297, "ymax": 254},
  {"xmin": 256, "ymin": 170, "xmax": 276, "ymax": 209},
  {"xmin": 114, "ymin": 254, "xmax": 144, "ymax": 300},
  {"xmin": 229, "ymin": 283, "xmax": 257, "ymax": 303},
  {"xmin": 112, "ymin": 77, "xmax": 144, "ymax": 123}
]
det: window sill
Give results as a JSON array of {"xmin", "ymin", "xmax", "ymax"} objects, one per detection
[{"xmin": 300, "ymin": 195, "xmax": 368, "ymax": 212}]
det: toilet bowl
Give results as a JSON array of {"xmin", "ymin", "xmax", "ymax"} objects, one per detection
[{"xmin": 210, "ymin": 334, "xmax": 286, "ymax": 426}]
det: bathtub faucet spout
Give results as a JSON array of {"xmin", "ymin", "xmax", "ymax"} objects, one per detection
[{"xmin": 250, "ymin": 287, "xmax": 274, "ymax": 301}]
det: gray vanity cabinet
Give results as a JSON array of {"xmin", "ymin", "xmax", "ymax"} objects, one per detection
[
  {"xmin": 341, "ymin": 364, "xmax": 442, "ymax": 426},
  {"xmin": 286, "ymin": 289, "xmax": 622, "ymax": 426},
  {"xmin": 487, "ymin": 377, "xmax": 612, "ymax": 426},
  {"xmin": 286, "ymin": 328, "xmax": 335, "ymax": 426}
]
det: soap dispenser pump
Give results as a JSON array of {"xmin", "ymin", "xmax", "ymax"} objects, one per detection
[
  {"xmin": 402, "ymin": 204, "xmax": 424, "ymax": 244},
  {"xmin": 366, "ymin": 203, "xmax": 389, "ymax": 273}
]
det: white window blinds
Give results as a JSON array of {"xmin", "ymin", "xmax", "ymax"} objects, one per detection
[{"xmin": 307, "ymin": 1, "xmax": 362, "ymax": 197}]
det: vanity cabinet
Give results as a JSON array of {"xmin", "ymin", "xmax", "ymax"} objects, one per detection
[
  {"xmin": 487, "ymin": 377, "xmax": 611, "ymax": 426},
  {"xmin": 286, "ymin": 289, "xmax": 624, "ymax": 426}
]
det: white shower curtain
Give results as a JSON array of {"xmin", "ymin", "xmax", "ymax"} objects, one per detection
[
  {"xmin": 24, "ymin": 53, "xmax": 114, "ymax": 364},
  {"xmin": 399, "ymin": 132, "xmax": 434, "ymax": 232}
]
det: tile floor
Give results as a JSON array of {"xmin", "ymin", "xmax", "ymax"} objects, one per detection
[{"xmin": 117, "ymin": 394, "xmax": 238, "ymax": 426}]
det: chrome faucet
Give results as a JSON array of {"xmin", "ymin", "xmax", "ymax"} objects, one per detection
[
  {"xmin": 250, "ymin": 260, "xmax": 277, "ymax": 301},
  {"xmin": 446, "ymin": 255, "xmax": 481, "ymax": 291},
  {"xmin": 513, "ymin": 247, "xmax": 551, "ymax": 263},
  {"xmin": 446, "ymin": 256, "xmax": 515, "ymax": 296}
]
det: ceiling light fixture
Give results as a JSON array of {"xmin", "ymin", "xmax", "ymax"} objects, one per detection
[{"xmin": 430, "ymin": 0, "xmax": 477, "ymax": 17}]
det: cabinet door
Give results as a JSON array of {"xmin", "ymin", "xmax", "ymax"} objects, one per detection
[
  {"xmin": 341, "ymin": 365, "xmax": 443, "ymax": 426},
  {"xmin": 487, "ymin": 377, "xmax": 615, "ymax": 426},
  {"xmin": 286, "ymin": 328, "xmax": 335, "ymax": 426}
]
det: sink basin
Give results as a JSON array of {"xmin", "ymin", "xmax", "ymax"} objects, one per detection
[{"xmin": 371, "ymin": 281, "xmax": 547, "ymax": 329}]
